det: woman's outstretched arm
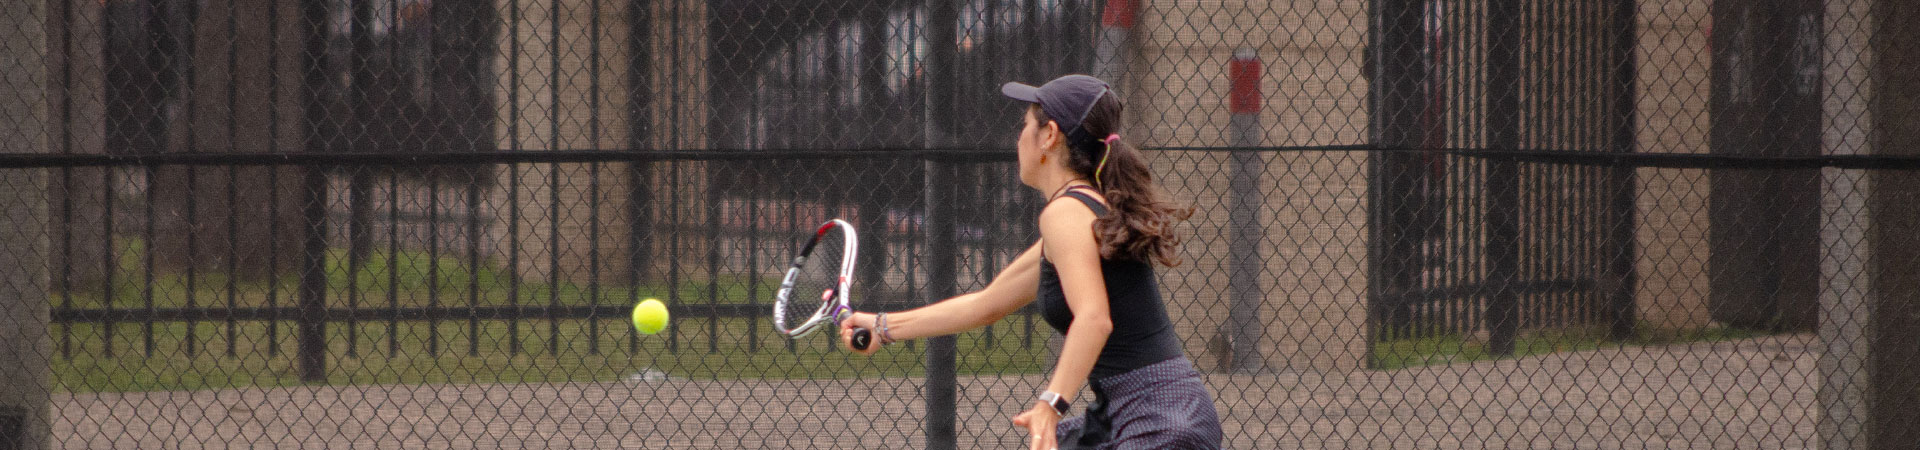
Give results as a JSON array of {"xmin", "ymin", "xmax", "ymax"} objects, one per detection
[{"xmin": 839, "ymin": 240, "xmax": 1043, "ymax": 352}]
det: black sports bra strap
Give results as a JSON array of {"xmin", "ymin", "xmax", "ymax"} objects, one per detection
[{"xmin": 1059, "ymin": 190, "xmax": 1110, "ymax": 217}]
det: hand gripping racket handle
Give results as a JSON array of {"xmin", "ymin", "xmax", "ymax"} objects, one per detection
[
  {"xmin": 829, "ymin": 305, "xmax": 873, "ymax": 351},
  {"xmin": 850, "ymin": 328, "xmax": 872, "ymax": 351}
]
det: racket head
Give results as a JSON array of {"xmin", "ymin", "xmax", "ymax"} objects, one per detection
[{"xmin": 773, "ymin": 219, "xmax": 859, "ymax": 338}]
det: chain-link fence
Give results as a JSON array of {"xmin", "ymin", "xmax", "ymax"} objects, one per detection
[{"xmin": 2, "ymin": 0, "xmax": 1917, "ymax": 448}]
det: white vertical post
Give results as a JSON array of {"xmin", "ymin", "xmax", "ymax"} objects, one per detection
[
  {"xmin": 1225, "ymin": 48, "xmax": 1266, "ymax": 373},
  {"xmin": 1818, "ymin": 0, "xmax": 1872, "ymax": 448}
]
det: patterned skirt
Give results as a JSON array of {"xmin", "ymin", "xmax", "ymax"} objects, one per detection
[{"xmin": 1055, "ymin": 357, "xmax": 1224, "ymax": 449}]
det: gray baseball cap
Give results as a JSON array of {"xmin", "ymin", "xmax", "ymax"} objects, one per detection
[{"xmin": 1000, "ymin": 74, "xmax": 1112, "ymax": 140}]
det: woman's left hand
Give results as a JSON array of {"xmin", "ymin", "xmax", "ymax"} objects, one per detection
[{"xmin": 1011, "ymin": 402, "xmax": 1061, "ymax": 450}]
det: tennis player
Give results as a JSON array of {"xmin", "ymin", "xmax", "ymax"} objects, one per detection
[{"xmin": 839, "ymin": 74, "xmax": 1223, "ymax": 449}]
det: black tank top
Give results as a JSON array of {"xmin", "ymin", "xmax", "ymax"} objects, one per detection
[{"xmin": 1036, "ymin": 189, "xmax": 1185, "ymax": 380}]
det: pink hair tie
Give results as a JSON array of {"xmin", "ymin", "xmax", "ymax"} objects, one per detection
[{"xmin": 1095, "ymin": 134, "xmax": 1120, "ymax": 190}]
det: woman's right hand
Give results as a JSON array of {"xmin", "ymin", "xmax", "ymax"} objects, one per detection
[{"xmin": 839, "ymin": 312, "xmax": 882, "ymax": 356}]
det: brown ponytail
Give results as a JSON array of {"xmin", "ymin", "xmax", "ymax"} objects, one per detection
[{"xmin": 1033, "ymin": 94, "xmax": 1193, "ymax": 266}]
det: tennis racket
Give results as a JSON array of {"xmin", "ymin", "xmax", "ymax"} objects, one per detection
[{"xmin": 773, "ymin": 219, "xmax": 873, "ymax": 350}]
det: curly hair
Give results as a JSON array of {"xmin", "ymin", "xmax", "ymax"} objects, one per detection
[{"xmin": 1031, "ymin": 96, "xmax": 1193, "ymax": 266}]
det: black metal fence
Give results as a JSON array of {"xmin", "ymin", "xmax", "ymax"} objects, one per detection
[{"xmin": 3, "ymin": 0, "xmax": 1918, "ymax": 448}]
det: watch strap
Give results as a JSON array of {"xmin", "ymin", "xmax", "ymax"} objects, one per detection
[{"xmin": 1038, "ymin": 390, "xmax": 1070, "ymax": 415}]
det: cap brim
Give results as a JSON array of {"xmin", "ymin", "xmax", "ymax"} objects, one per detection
[{"xmin": 1000, "ymin": 82, "xmax": 1042, "ymax": 103}]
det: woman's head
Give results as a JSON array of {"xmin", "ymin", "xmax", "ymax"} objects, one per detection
[
  {"xmin": 1002, "ymin": 75, "xmax": 1193, "ymax": 266},
  {"xmin": 1006, "ymin": 75, "xmax": 1104, "ymax": 188}
]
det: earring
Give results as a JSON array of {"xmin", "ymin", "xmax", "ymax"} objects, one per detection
[{"xmin": 1039, "ymin": 154, "xmax": 1048, "ymax": 165}]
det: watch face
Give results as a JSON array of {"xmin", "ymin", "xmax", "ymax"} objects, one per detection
[{"xmin": 1041, "ymin": 392, "xmax": 1069, "ymax": 414}]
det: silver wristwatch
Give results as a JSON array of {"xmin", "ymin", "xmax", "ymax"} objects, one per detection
[{"xmin": 1038, "ymin": 390, "xmax": 1070, "ymax": 415}]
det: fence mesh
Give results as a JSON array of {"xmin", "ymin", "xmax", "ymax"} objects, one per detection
[{"xmin": 1, "ymin": 0, "xmax": 1916, "ymax": 448}]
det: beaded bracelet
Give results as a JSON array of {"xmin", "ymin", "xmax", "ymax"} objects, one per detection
[{"xmin": 877, "ymin": 312, "xmax": 896, "ymax": 345}]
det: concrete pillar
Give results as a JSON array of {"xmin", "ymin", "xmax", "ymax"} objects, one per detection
[
  {"xmin": 1817, "ymin": 1, "xmax": 1872, "ymax": 447},
  {"xmin": 1865, "ymin": 0, "xmax": 1920, "ymax": 446},
  {"xmin": 1135, "ymin": 0, "xmax": 1370, "ymax": 373},
  {"xmin": 493, "ymin": 0, "xmax": 706, "ymax": 284},
  {"xmin": 1632, "ymin": 0, "xmax": 1713, "ymax": 330},
  {"xmin": 1, "ymin": 1, "xmax": 51, "ymax": 448}
]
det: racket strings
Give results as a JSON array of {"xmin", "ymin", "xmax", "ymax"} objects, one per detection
[{"xmin": 779, "ymin": 230, "xmax": 847, "ymax": 335}]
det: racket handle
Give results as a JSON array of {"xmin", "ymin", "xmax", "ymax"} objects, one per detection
[{"xmin": 850, "ymin": 328, "xmax": 872, "ymax": 351}]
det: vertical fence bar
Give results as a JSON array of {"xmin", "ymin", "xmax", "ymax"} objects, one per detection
[
  {"xmin": 386, "ymin": 173, "xmax": 401, "ymax": 355},
  {"xmin": 469, "ymin": 173, "xmax": 485, "ymax": 357},
  {"xmin": 747, "ymin": 190, "xmax": 761, "ymax": 353},
  {"xmin": 507, "ymin": 0, "xmax": 524, "ymax": 357},
  {"xmin": 301, "ymin": 0, "xmax": 341, "ymax": 372},
  {"xmin": 665, "ymin": 0, "xmax": 683, "ymax": 355},
  {"xmin": 1484, "ymin": 0, "xmax": 1521, "ymax": 357},
  {"xmin": 55, "ymin": 0, "xmax": 75, "ymax": 363},
  {"xmin": 185, "ymin": 167, "xmax": 199, "ymax": 357},
  {"xmin": 345, "ymin": 0, "xmax": 371, "ymax": 360},
  {"xmin": 344, "ymin": 169, "xmax": 363, "ymax": 359},
  {"xmin": 1368, "ymin": 0, "xmax": 1424, "ymax": 343},
  {"xmin": 1452, "ymin": 0, "xmax": 1472, "ymax": 337},
  {"xmin": 625, "ymin": 0, "xmax": 653, "ymax": 355},
  {"xmin": 628, "ymin": 163, "xmax": 646, "ymax": 355},
  {"xmin": 668, "ymin": 161, "xmax": 680, "ymax": 353},
  {"xmin": 429, "ymin": 176, "xmax": 443, "ymax": 357},
  {"xmin": 548, "ymin": 0, "xmax": 565, "ymax": 357},
  {"xmin": 58, "ymin": 170, "xmax": 73, "ymax": 360},
  {"xmin": 548, "ymin": 163, "xmax": 562, "ymax": 355},
  {"xmin": 264, "ymin": 0, "xmax": 283, "ymax": 359},
  {"xmin": 856, "ymin": 6, "xmax": 890, "ymax": 342},
  {"xmin": 706, "ymin": 162, "xmax": 722, "ymax": 354},
  {"xmin": 142, "ymin": 168, "xmax": 155, "ymax": 358},
  {"xmin": 103, "ymin": 166, "xmax": 118, "ymax": 358},
  {"xmin": 182, "ymin": 0, "xmax": 204, "ymax": 357},
  {"xmin": 923, "ymin": 161, "xmax": 959, "ymax": 450},
  {"xmin": 924, "ymin": 0, "xmax": 960, "ymax": 446},
  {"xmin": 298, "ymin": 164, "xmax": 329, "ymax": 382},
  {"xmin": 591, "ymin": 164, "xmax": 604, "ymax": 356},
  {"xmin": 509, "ymin": 163, "xmax": 523, "ymax": 354},
  {"xmin": 1606, "ymin": 0, "xmax": 1638, "ymax": 341},
  {"xmin": 588, "ymin": 0, "xmax": 605, "ymax": 357},
  {"xmin": 215, "ymin": 0, "xmax": 237, "ymax": 333},
  {"xmin": 784, "ymin": 169, "xmax": 798, "ymax": 353},
  {"xmin": 225, "ymin": 166, "xmax": 238, "ymax": 358}
]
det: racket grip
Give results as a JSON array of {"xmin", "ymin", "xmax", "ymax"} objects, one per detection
[{"xmin": 850, "ymin": 328, "xmax": 872, "ymax": 351}]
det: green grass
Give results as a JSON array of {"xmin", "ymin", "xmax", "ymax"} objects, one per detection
[
  {"xmin": 57, "ymin": 239, "xmax": 777, "ymax": 311},
  {"xmin": 52, "ymin": 317, "xmax": 1052, "ymax": 394},
  {"xmin": 49, "ymin": 241, "xmax": 1054, "ymax": 393},
  {"xmin": 1370, "ymin": 322, "xmax": 1776, "ymax": 370}
]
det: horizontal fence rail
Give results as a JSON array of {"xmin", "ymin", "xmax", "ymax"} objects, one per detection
[{"xmin": 3, "ymin": 0, "xmax": 1915, "ymax": 448}]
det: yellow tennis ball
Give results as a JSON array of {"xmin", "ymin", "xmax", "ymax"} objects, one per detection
[{"xmin": 632, "ymin": 298, "xmax": 668, "ymax": 335}]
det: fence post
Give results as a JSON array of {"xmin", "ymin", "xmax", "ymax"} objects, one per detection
[
  {"xmin": 1865, "ymin": 0, "xmax": 1920, "ymax": 445},
  {"xmin": 296, "ymin": 0, "xmax": 331, "ymax": 384},
  {"xmin": 1484, "ymin": 0, "xmax": 1522, "ymax": 357},
  {"xmin": 1094, "ymin": 0, "xmax": 1135, "ymax": 85},
  {"xmin": 0, "ymin": 0, "xmax": 51, "ymax": 447},
  {"xmin": 1817, "ymin": 1, "xmax": 1872, "ymax": 448},
  {"xmin": 1225, "ymin": 49, "xmax": 1266, "ymax": 373},
  {"xmin": 924, "ymin": 0, "xmax": 960, "ymax": 448},
  {"xmin": 1605, "ymin": 0, "xmax": 1640, "ymax": 343},
  {"xmin": 1367, "ymin": 0, "xmax": 1431, "ymax": 345}
]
